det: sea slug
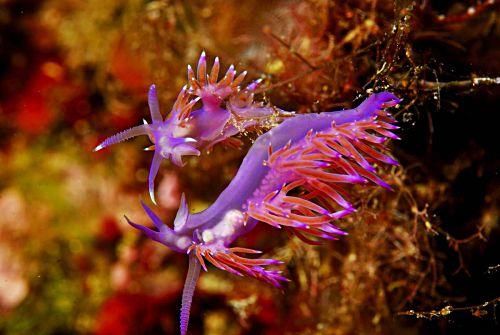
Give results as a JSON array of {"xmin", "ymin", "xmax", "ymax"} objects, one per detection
[
  {"xmin": 125, "ymin": 91, "xmax": 401, "ymax": 335},
  {"xmin": 94, "ymin": 52, "xmax": 291, "ymax": 204}
]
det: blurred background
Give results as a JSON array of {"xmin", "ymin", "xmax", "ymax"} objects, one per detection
[{"xmin": 0, "ymin": 0, "xmax": 499, "ymax": 334}]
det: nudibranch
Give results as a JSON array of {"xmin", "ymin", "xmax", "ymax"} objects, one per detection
[
  {"xmin": 125, "ymin": 92, "xmax": 401, "ymax": 335},
  {"xmin": 94, "ymin": 52, "xmax": 291, "ymax": 204}
]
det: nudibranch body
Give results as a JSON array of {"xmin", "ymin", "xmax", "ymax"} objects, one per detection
[
  {"xmin": 125, "ymin": 91, "xmax": 401, "ymax": 335},
  {"xmin": 95, "ymin": 52, "xmax": 290, "ymax": 204}
]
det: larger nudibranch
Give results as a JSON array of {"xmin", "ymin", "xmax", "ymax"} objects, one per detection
[
  {"xmin": 125, "ymin": 92, "xmax": 401, "ymax": 335},
  {"xmin": 95, "ymin": 52, "xmax": 290, "ymax": 204}
]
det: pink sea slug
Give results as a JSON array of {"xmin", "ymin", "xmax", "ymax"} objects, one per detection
[
  {"xmin": 95, "ymin": 52, "xmax": 291, "ymax": 204},
  {"xmin": 96, "ymin": 53, "xmax": 401, "ymax": 335}
]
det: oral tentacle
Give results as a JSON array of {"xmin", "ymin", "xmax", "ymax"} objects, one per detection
[
  {"xmin": 148, "ymin": 151, "xmax": 163, "ymax": 204},
  {"xmin": 171, "ymin": 143, "xmax": 201, "ymax": 167},
  {"xmin": 125, "ymin": 203, "xmax": 192, "ymax": 253},
  {"xmin": 140, "ymin": 200, "xmax": 170, "ymax": 233},
  {"xmin": 124, "ymin": 215, "xmax": 181, "ymax": 249}
]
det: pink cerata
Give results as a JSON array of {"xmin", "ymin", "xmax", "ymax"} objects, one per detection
[{"xmin": 95, "ymin": 52, "xmax": 401, "ymax": 335}]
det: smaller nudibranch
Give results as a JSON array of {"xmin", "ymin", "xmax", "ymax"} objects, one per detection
[
  {"xmin": 124, "ymin": 91, "xmax": 401, "ymax": 335},
  {"xmin": 95, "ymin": 52, "xmax": 291, "ymax": 204}
]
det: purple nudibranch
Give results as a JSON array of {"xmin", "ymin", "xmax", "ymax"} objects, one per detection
[
  {"xmin": 95, "ymin": 52, "xmax": 291, "ymax": 204},
  {"xmin": 124, "ymin": 91, "xmax": 401, "ymax": 335}
]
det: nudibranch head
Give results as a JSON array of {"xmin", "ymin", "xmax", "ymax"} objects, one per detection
[
  {"xmin": 124, "ymin": 200, "xmax": 192, "ymax": 252},
  {"xmin": 94, "ymin": 84, "xmax": 202, "ymax": 204}
]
